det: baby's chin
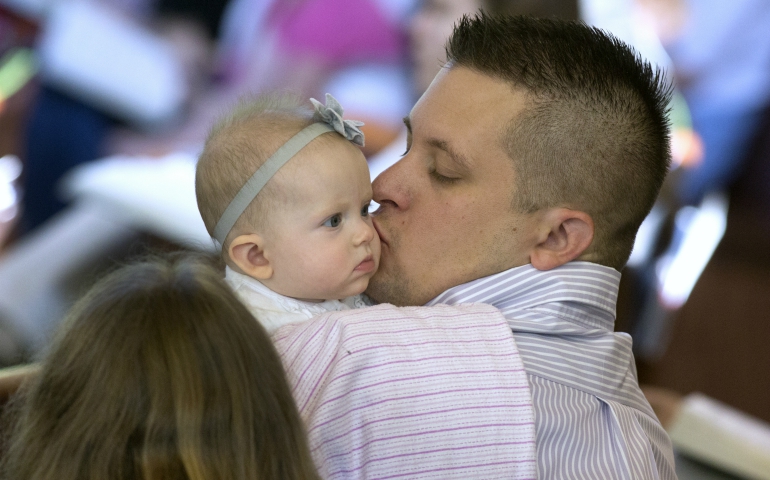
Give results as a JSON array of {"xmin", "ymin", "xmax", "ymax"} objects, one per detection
[
  {"xmin": 333, "ymin": 275, "xmax": 377, "ymax": 302},
  {"xmin": 292, "ymin": 264, "xmax": 381, "ymax": 302},
  {"xmin": 338, "ymin": 281, "xmax": 371, "ymax": 301}
]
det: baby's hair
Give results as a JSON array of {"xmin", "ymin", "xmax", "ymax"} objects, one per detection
[
  {"xmin": 196, "ymin": 93, "xmax": 316, "ymax": 250},
  {"xmin": 1, "ymin": 252, "xmax": 319, "ymax": 480}
]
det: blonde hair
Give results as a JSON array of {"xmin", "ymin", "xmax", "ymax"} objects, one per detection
[
  {"xmin": 1, "ymin": 252, "xmax": 319, "ymax": 480},
  {"xmin": 195, "ymin": 93, "xmax": 316, "ymax": 250}
]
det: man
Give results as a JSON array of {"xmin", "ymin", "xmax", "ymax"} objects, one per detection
[{"xmin": 366, "ymin": 12, "xmax": 677, "ymax": 479}]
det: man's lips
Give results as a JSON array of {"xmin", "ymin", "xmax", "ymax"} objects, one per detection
[{"xmin": 355, "ymin": 255, "xmax": 375, "ymax": 273}]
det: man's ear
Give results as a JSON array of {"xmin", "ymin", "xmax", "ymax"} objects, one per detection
[
  {"xmin": 530, "ymin": 208, "xmax": 594, "ymax": 271},
  {"xmin": 228, "ymin": 234, "xmax": 273, "ymax": 280}
]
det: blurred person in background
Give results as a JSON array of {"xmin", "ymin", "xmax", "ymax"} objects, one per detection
[
  {"xmin": 643, "ymin": 0, "xmax": 770, "ymax": 205},
  {"xmin": 594, "ymin": 0, "xmax": 770, "ymax": 352},
  {"xmin": 109, "ymin": 0, "xmax": 414, "ymax": 158},
  {"xmin": 0, "ymin": 5, "xmax": 37, "ymax": 248},
  {"xmin": 17, "ymin": 0, "xmax": 412, "ymax": 237},
  {"xmin": 17, "ymin": 0, "xmax": 230, "ymax": 236}
]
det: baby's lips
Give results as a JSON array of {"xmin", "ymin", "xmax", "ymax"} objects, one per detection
[{"xmin": 355, "ymin": 255, "xmax": 376, "ymax": 273}]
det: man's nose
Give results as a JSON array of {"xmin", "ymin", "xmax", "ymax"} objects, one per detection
[{"xmin": 372, "ymin": 159, "xmax": 411, "ymax": 212}]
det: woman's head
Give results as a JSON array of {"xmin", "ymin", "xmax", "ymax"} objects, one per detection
[{"xmin": 2, "ymin": 253, "xmax": 318, "ymax": 480}]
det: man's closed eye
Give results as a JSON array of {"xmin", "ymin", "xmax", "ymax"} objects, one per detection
[{"xmin": 428, "ymin": 168, "xmax": 461, "ymax": 184}]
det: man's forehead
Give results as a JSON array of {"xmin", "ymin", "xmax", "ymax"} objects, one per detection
[
  {"xmin": 414, "ymin": 66, "xmax": 529, "ymax": 119},
  {"xmin": 407, "ymin": 66, "xmax": 529, "ymax": 122},
  {"xmin": 409, "ymin": 67, "xmax": 527, "ymax": 143}
]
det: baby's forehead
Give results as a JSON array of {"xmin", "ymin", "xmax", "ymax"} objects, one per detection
[{"xmin": 274, "ymin": 136, "xmax": 369, "ymax": 190}]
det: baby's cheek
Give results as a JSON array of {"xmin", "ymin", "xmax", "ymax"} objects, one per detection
[{"xmin": 372, "ymin": 234, "xmax": 382, "ymax": 266}]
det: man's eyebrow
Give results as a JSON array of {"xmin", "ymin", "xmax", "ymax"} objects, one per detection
[
  {"xmin": 403, "ymin": 115, "xmax": 471, "ymax": 169},
  {"xmin": 427, "ymin": 138, "xmax": 472, "ymax": 170}
]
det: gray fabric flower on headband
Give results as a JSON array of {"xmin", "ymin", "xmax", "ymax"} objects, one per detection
[{"xmin": 310, "ymin": 93, "xmax": 366, "ymax": 147}]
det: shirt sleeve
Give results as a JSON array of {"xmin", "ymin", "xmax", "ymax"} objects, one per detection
[{"xmin": 273, "ymin": 303, "xmax": 539, "ymax": 480}]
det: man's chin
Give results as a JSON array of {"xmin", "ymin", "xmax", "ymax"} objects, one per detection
[
  {"xmin": 366, "ymin": 270, "xmax": 421, "ymax": 307},
  {"xmin": 364, "ymin": 275, "xmax": 387, "ymax": 304}
]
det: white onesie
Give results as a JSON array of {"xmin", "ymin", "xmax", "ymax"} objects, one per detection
[{"xmin": 225, "ymin": 266, "xmax": 370, "ymax": 334}]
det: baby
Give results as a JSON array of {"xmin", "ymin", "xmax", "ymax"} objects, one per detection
[{"xmin": 195, "ymin": 93, "xmax": 380, "ymax": 333}]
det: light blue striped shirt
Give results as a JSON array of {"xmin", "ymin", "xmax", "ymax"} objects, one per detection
[{"xmin": 427, "ymin": 261, "xmax": 677, "ymax": 480}]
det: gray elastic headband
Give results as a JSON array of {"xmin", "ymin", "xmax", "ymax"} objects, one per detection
[{"xmin": 212, "ymin": 122, "xmax": 334, "ymax": 245}]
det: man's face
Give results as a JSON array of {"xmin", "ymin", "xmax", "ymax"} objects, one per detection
[{"xmin": 367, "ymin": 66, "xmax": 541, "ymax": 306}]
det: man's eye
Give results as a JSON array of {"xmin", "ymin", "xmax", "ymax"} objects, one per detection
[
  {"xmin": 323, "ymin": 214, "xmax": 342, "ymax": 228},
  {"xmin": 429, "ymin": 168, "xmax": 460, "ymax": 184}
]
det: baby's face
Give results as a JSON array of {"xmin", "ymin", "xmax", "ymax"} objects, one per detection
[{"xmin": 260, "ymin": 137, "xmax": 381, "ymax": 302}]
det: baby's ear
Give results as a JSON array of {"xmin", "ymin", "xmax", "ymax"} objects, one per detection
[{"xmin": 229, "ymin": 234, "xmax": 273, "ymax": 280}]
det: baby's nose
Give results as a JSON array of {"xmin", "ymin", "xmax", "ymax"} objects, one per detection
[{"xmin": 354, "ymin": 218, "xmax": 375, "ymax": 245}]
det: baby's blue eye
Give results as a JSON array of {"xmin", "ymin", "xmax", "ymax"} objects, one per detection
[
  {"xmin": 361, "ymin": 203, "xmax": 371, "ymax": 217},
  {"xmin": 323, "ymin": 214, "xmax": 342, "ymax": 228}
]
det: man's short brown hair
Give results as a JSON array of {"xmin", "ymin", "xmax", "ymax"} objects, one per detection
[{"xmin": 446, "ymin": 13, "xmax": 672, "ymax": 269}]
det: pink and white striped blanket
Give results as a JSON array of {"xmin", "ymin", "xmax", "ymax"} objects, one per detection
[{"xmin": 273, "ymin": 303, "xmax": 538, "ymax": 479}]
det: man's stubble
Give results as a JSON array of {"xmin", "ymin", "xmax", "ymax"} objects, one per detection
[{"xmin": 366, "ymin": 232, "xmax": 420, "ymax": 307}]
